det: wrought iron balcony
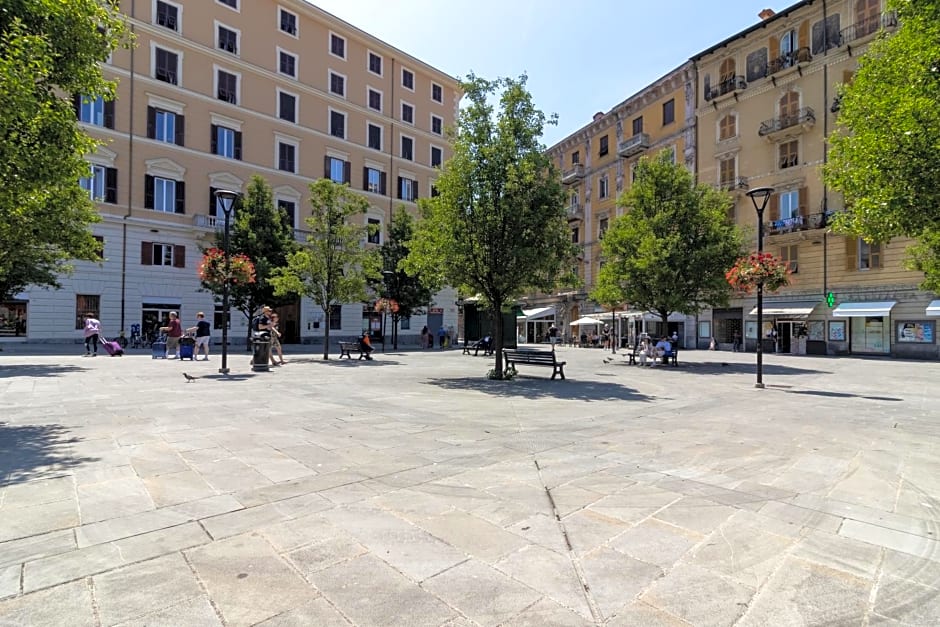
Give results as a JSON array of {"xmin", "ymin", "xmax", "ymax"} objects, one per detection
[
  {"xmin": 707, "ymin": 75, "xmax": 747, "ymax": 100},
  {"xmin": 768, "ymin": 47, "xmax": 812, "ymax": 75},
  {"xmin": 839, "ymin": 11, "xmax": 898, "ymax": 46},
  {"xmin": 617, "ymin": 133, "xmax": 650, "ymax": 158},
  {"xmin": 758, "ymin": 107, "xmax": 816, "ymax": 138},
  {"xmin": 766, "ymin": 211, "xmax": 834, "ymax": 235},
  {"xmin": 561, "ymin": 164, "xmax": 584, "ymax": 184}
]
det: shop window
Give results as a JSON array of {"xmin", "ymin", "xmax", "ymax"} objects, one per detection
[
  {"xmin": 75, "ymin": 294, "xmax": 100, "ymax": 330},
  {"xmin": 329, "ymin": 304, "xmax": 342, "ymax": 330},
  {"xmin": 1, "ymin": 301, "xmax": 29, "ymax": 336}
]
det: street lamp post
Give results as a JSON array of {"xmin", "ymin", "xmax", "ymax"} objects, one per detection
[
  {"xmin": 214, "ymin": 189, "xmax": 239, "ymax": 375},
  {"xmin": 746, "ymin": 186, "xmax": 774, "ymax": 389}
]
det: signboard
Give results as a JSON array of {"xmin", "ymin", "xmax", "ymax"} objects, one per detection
[
  {"xmin": 828, "ymin": 320, "xmax": 846, "ymax": 342},
  {"xmin": 429, "ymin": 307, "xmax": 444, "ymax": 314},
  {"xmin": 897, "ymin": 321, "xmax": 935, "ymax": 344}
]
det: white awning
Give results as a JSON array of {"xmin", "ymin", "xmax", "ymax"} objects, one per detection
[
  {"xmin": 516, "ymin": 306, "xmax": 555, "ymax": 320},
  {"xmin": 926, "ymin": 300, "xmax": 940, "ymax": 316},
  {"xmin": 832, "ymin": 301, "xmax": 897, "ymax": 317},
  {"xmin": 748, "ymin": 301, "xmax": 820, "ymax": 317},
  {"xmin": 641, "ymin": 311, "xmax": 689, "ymax": 322},
  {"xmin": 569, "ymin": 317, "xmax": 603, "ymax": 326}
]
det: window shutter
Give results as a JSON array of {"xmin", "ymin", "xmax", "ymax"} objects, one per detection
[
  {"xmin": 798, "ymin": 21, "xmax": 809, "ymax": 50},
  {"xmin": 843, "ymin": 70, "xmax": 854, "ymax": 84},
  {"xmin": 144, "ymin": 175, "xmax": 154, "ymax": 209},
  {"xmin": 210, "ymin": 125, "xmax": 218, "ymax": 154},
  {"xmin": 173, "ymin": 245, "xmax": 186, "ymax": 268},
  {"xmin": 209, "ymin": 187, "xmax": 219, "ymax": 216},
  {"xmin": 141, "ymin": 241, "xmax": 153, "ymax": 265},
  {"xmin": 845, "ymin": 236, "xmax": 858, "ymax": 271},
  {"xmin": 380, "ymin": 172, "xmax": 387, "ymax": 196},
  {"xmin": 175, "ymin": 181, "xmax": 185, "ymax": 214},
  {"xmin": 397, "ymin": 176, "xmax": 403, "ymax": 199},
  {"xmin": 104, "ymin": 100, "xmax": 115, "ymax": 129},
  {"xmin": 323, "ymin": 156, "xmax": 331, "ymax": 179},
  {"xmin": 875, "ymin": 243, "xmax": 884, "ymax": 269},
  {"xmin": 105, "ymin": 167, "xmax": 118, "ymax": 204},
  {"xmin": 798, "ymin": 187, "xmax": 809, "ymax": 218},
  {"xmin": 233, "ymin": 131, "xmax": 242, "ymax": 160},
  {"xmin": 146, "ymin": 106, "xmax": 156, "ymax": 139},
  {"xmin": 175, "ymin": 114, "xmax": 185, "ymax": 146},
  {"xmin": 344, "ymin": 161, "xmax": 351, "ymax": 185},
  {"xmin": 769, "ymin": 36, "xmax": 779, "ymax": 57},
  {"xmin": 768, "ymin": 193, "xmax": 779, "ymax": 220}
]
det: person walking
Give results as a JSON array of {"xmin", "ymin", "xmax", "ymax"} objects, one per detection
[
  {"xmin": 437, "ymin": 325, "xmax": 446, "ymax": 350},
  {"xmin": 160, "ymin": 311, "xmax": 183, "ymax": 359},
  {"xmin": 269, "ymin": 312, "xmax": 285, "ymax": 365},
  {"xmin": 420, "ymin": 325, "xmax": 429, "ymax": 349},
  {"xmin": 83, "ymin": 312, "xmax": 101, "ymax": 357},
  {"xmin": 187, "ymin": 312, "xmax": 212, "ymax": 361}
]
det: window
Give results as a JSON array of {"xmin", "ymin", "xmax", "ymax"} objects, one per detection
[
  {"xmin": 571, "ymin": 150, "xmax": 580, "ymax": 165},
  {"xmin": 279, "ymin": 50, "xmax": 297, "ymax": 77},
  {"xmin": 80, "ymin": 165, "xmax": 117, "ymax": 203},
  {"xmin": 278, "ymin": 91, "xmax": 296, "ymax": 123},
  {"xmin": 599, "ymin": 217, "xmax": 609, "ymax": 239},
  {"xmin": 779, "ymin": 190, "xmax": 800, "ymax": 219},
  {"xmin": 330, "ymin": 33, "xmax": 345, "ymax": 59},
  {"xmin": 367, "ymin": 123, "xmax": 382, "ymax": 150},
  {"xmin": 217, "ymin": 0, "xmax": 237, "ymax": 7},
  {"xmin": 279, "ymin": 8, "xmax": 297, "ymax": 36},
  {"xmin": 211, "ymin": 124, "xmax": 242, "ymax": 159},
  {"xmin": 144, "ymin": 175, "xmax": 184, "ymax": 213},
  {"xmin": 142, "ymin": 242, "xmax": 183, "ymax": 267},
  {"xmin": 400, "ymin": 317, "xmax": 411, "ymax": 330},
  {"xmin": 779, "ymin": 140, "xmax": 799, "ymax": 169},
  {"xmin": 571, "ymin": 227, "xmax": 579, "ymax": 244},
  {"xmin": 430, "ymin": 183, "xmax": 439, "ymax": 198},
  {"xmin": 432, "ymin": 83, "xmax": 443, "ymax": 103},
  {"xmin": 325, "ymin": 156, "xmax": 349, "ymax": 184},
  {"xmin": 856, "ymin": 0, "xmax": 881, "ymax": 37},
  {"xmin": 330, "ymin": 110, "xmax": 345, "ymax": 139},
  {"xmin": 401, "ymin": 102, "xmax": 414, "ymax": 124},
  {"xmin": 431, "ymin": 146, "xmax": 442, "ymax": 168},
  {"xmin": 147, "ymin": 107, "xmax": 183, "ymax": 145},
  {"xmin": 599, "ymin": 135, "xmax": 609, "ymax": 157},
  {"xmin": 155, "ymin": 1, "xmax": 179, "ymax": 31},
  {"xmin": 74, "ymin": 295, "xmax": 101, "ymax": 330},
  {"xmin": 216, "ymin": 69, "xmax": 238, "ymax": 104},
  {"xmin": 632, "ymin": 116, "xmax": 643, "ymax": 135},
  {"xmin": 780, "ymin": 244, "xmax": 799, "ymax": 274},
  {"xmin": 368, "ymin": 88, "xmax": 382, "ymax": 112},
  {"xmin": 630, "ymin": 162, "xmax": 638, "ymax": 182},
  {"xmin": 368, "ymin": 52, "xmax": 382, "ymax": 75},
  {"xmin": 75, "ymin": 95, "xmax": 114, "ymax": 129},
  {"xmin": 569, "ymin": 191, "xmax": 579, "ymax": 208},
  {"xmin": 217, "ymin": 25, "xmax": 238, "ymax": 55},
  {"xmin": 780, "ymin": 28, "xmax": 797, "ymax": 65},
  {"xmin": 364, "ymin": 167, "xmax": 385, "ymax": 194},
  {"xmin": 398, "ymin": 176, "xmax": 417, "ymax": 201},
  {"xmin": 329, "ymin": 71, "xmax": 345, "ymax": 97},
  {"xmin": 662, "ymin": 146, "xmax": 676, "ymax": 164},
  {"xmin": 859, "ymin": 239, "xmax": 882, "ymax": 270},
  {"xmin": 154, "ymin": 47, "xmax": 178, "ymax": 84},
  {"xmin": 779, "ymin": 91, "xmax": 799, "ymax": 120},
  {"xmin": 719, "ymin": 114, "xmax": 736, "ymax": 141},
  {"xmin": 400, "ymin": 136, "xmax": 413, "ymax": 161},
  {"xmin": 662, "ymin": 98, "xmax": 675, "ymax": 125},
  {"xmin": 277, "ymin": 199, "xmax": 296, "ymax": 229},
  {"xmin": 431, "ymin": 115, "xmax": 443, "ymax": 136},
  {"xmin": 598, "ymin": 175, "xmax": 609, "ymax": 199},
  {"xmin": 278, "ymin": 142, "xmax": 296, "ymax": 173},
  {"xmin": 402, "ymin": 68, "xmax": 414, "ymax": 90},
  {"xmin": 719, "ymin": 157, "xmax": 736, "ymax": 189},
  {"xmin": 367, "ymin": 218, "xmax": 381, "ymax": 245},
  {"xmin": 329, "ymin": 304, "xmax": 342, "ymax": 330}
]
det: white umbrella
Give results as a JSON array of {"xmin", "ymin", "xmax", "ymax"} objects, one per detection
[{"xmin": 569, "ymin": 317, "xmax": 602, "ymax": 326}]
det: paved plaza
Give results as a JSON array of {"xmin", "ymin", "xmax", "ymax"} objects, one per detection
[{"xmin": 0, "ymin": 344, "xmax": 938, "ymax": 626}]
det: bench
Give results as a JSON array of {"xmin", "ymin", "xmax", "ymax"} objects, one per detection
[
  {"xmin": 338, "ymin": 341, "xmax": 368, "ymax": 360},
  {"xmin": 463, "ymin": 337, "xmax": 494, "ymax": 356},
  {"xmin": 660, "ymin": 347, "xmax": 679, "ymax": 366},
  {"xmin": 503, "ymin": 349, "xmax": 566, "ymax": 380}
]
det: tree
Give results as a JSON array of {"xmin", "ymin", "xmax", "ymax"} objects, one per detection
[
  {"xmin": 0, "ymin": 0, "xmax": 128, "ymax": 300},
  {"xmin": 407, "ymin": 74, "xmax": 575, "ymax": 378},
  {"xmin": 372, "ymin": 207, "xmax": 434, "ymax": 350},
  {"xmin": 595, "ymin": 152, "xmax": 744, "ymax": 325},
  {"xmin": 200, "ymin": 176, "xmax": 297, "ymax": 346},
  {"xmin": 824, "ymin": 0, "xmax": 940, "ymax": 290},
  {"xmin": 270, "ymin": 179, "xmax": 379, "ymax": 360}
]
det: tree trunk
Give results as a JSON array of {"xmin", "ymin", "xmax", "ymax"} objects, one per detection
[
  {"xmin": 245, "ymin": 299, "xmax": 255, "ymax": 350},
  {"xmin": 493, "ymin": 300, "xmax": 504, "ymax": 378},
  {"xmin": 322, "ymin": 307, "xmax": 331, "ymax": 360},
  {"xmin": 392, "ymin": 315, "xmax": 399, "ymax": 350},
  {"xmin": 611, "ymin": 309, "xmax": 618, "ymax": 354}
]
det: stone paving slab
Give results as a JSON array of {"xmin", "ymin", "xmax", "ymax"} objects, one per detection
[{"xmin": 1, "ymin": 346, "xmax": 939, "ymax": 625}]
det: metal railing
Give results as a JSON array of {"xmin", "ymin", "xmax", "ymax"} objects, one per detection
[
  {"xmin": 713, "ymin": 75, "xmax": 746, "ymax": 99},
  {"xmin": 758, "ymin": 107, "xmax": 816, "ymax": 136},
  {"xmin": 839, "ymin": 11, "xmax": 898, "ymax": 46},
  {"xmin": 768, "ymin": 47, "xmax": 812, "ymax": 75},
  {"xmin": 766, "ymin": 211, "xmax": 834, "ymax": 235}
]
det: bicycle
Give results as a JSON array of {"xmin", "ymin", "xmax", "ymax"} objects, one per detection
[{"xmin": 129, "ymin": 324, "xmax": 142, "ymax": 349}]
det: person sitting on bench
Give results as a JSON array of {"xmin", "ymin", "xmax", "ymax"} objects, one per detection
[
  {"xmin": 359, "ymin": 332, "xmax": 374, "ymax": 360},
  {"xmin": 653, "ymin": 336, "xmax": 671, "ymax": 366}
]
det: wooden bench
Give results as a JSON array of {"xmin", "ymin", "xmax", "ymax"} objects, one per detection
[
  {"xmin": 338, "ymin": 341, "xmax": 368, "ymax": 360},
  {"xmin": 503, "ymin": 349, "xmax": 566, "ymax": 380},
  {"xmin": 463, "ymin": 337, "xmax": 494, "ymax": 356}
]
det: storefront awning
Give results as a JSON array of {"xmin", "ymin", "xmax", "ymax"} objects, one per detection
[
  {"xmin": 516, "ymin": 306, "xmax": 555, "ymax": 320},
  {"xmin": 832, "ymin": 301, "xmax": 897, "ymax": 317},
  {"xmin": 748, "ymin": 301, "xmax": 819, "ymax": 317},
  {"xmin": 926, "ymin": 300, "xmax": 940, "ymax": 317},
  {"xmin": 569, "ymin": 317, "xmax": 603, "ymax": 326}
]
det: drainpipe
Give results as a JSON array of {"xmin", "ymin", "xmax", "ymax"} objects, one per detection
[{"xmin": 120, "ymin": 0, "xmax": 137, "ymax": 333}]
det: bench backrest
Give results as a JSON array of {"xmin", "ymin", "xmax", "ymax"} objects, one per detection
[{"xmin": 504, "ymin": 350, "xmax": 556, "ymax": 363}]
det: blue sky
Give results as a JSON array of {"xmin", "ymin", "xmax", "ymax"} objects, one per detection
[{"xmin": 312, "ymin": 0, "xmax": 785, "ymax": 146}]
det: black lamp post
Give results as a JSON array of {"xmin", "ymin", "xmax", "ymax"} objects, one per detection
[
  {"xmin": 380, "ymin": 270, "xmax": 395, "ymax": 353},
  {"xmin": 746, "ymin": 186, "xmax": 774, "ymax": 389},
  {"xmin": 214, "ymin": 189, "xmax": 239, "ymax": 375}
]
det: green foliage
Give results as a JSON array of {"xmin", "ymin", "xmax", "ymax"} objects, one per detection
[
  {"xmin": 270, "ymin": 179, "xmax": 379, "ymax": 359},
  {"xmin": 594, "ymin": 152, "xmax": 744, "ymax": 323},
  {"xmin": 407, "ymin": 74, "xmax": 576, "ymax": 377},
  {"xmin": 824, "ymin": 0, "xmax": 940, "ymax": 290},
  {"xmin": 0, "ymin": 0, "xmax": 129, "ymax": 300}
]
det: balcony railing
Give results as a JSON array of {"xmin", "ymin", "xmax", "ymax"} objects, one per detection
[
  {"xmin": 561, "ymin": 164, "xmax": 584, "ymax": 184},
  {"xmin": 758, "ymin": 107, "xmax": 815, "ymax": 137},
  {"xmin": 767, "ymin": 211, "xmax": 834, "ymax": 235},
  {"xmin": 193, "ymin": 214, "xmax": 220, "ymax": 229},
  {"xmin": 839, "ymin": 11, "xmax": 898, "ymax": 46},
  {"xmin": 768, "ymin": 47, "xmax": 812, "ymax": 75},
  {"xmin": 717, "ymin": 176, "xmax": 749, "ymax": 192},
  {"xmin": 707, "ymin": 75, "xmax": 747, "ymax": 100},
  {"xmin": 293, "ymin": 228, "xmax": 310, "ymax": 243},
  {"xmin": 617, "ymin": 132, "xmax": 650, "ymax": 158},
  {"xmin": 567, "ymin": 203, "xmax": 583, "ymax": 220}
]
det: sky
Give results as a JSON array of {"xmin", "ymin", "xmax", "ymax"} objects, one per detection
[{"xmin": 311, "ymin": 0, "xmax": 788, "ymax": 146}]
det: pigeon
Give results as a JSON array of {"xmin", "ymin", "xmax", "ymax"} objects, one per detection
[{"xmin": 182, "ymin": 372, "xmax": 198, "ymax": 382}]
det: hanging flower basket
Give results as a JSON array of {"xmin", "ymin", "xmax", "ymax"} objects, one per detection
[
  {"xmin": 198, "ymin": 248, "xmax": 256, "ymax": 291},
  {"xmin": 725, "ymin": 252, "xmax": 790, "ymax": 294},
  {"xmin": 374, "ymin": 297, "xmax": 400, "ymax": 314}
]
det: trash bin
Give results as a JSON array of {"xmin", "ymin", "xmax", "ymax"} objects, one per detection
[{"xmin": 252, "ymin": 331, "xmax": 272, "ymax": 372}]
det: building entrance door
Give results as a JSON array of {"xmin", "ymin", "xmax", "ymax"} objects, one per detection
[{"xmin": 141, "ymin": 302, "xmax": 181, "ymax": 342}]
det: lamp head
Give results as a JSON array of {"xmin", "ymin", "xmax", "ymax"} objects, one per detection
[
  {"xmin": 214, "ymin": 189, "xmax": 239, "ymax": 216},
  {"xmin": 745, "ymin": 186, "xmax": 774, "ymax": 213}
]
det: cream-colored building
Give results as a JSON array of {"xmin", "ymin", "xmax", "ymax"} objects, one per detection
[
  {"xmin": 693, "ymin": 0, "xmax": 937, "ymax": 358},
  {"xmin": 3, "ymin": 0, "xmax": 460, "ymax": 345}
]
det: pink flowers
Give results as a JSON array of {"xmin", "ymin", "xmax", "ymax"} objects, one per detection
[
  {"xmin": 198, "ymin": 248, "xmax": 256, "ymax": 287},
  {"xmin": 726, "ymin": 252, "xmax": 790, "ymax": 294}
]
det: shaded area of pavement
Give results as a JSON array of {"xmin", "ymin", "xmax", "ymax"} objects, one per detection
[{"xmin": 0, "ymin": 423, "xmax": 97, "ymax": 486}]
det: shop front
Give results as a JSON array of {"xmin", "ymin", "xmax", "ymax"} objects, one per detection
[
  {"xmin": 832, "ymin": 301, "xmax": 896, "ymax": 355},
  {"xmin": 516, "ymin": 307, "xmax": 555, "ymax": 344},
  {"xmin": 747, "ymin": 301, "xmax": 820, "ymax": 355},
  {"xmin": 0, "ymin": 301, "xmax": 28, "ymax": 338}
]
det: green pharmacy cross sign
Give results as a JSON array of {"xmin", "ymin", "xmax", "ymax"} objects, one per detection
[{"xmin": 826, "ymin": 292, "xmax": 836, "ymax": 308}]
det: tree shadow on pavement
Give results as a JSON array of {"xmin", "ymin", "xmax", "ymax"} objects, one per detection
[
  {"xmin": 0, "ymin": 364, "xmax": 87, "ymax": 379},
  {"xmin": 653, "ymin": 361, "xmax": 832, "ymax": 376},
  {"xmin": 0, "ymin": 423, "xmax": 98, "ymax": 486},
  {"xmin": 284, "ymin": 357, "xmax": 402, "ymax": 367},
  {"xmin": 423, "ymin": 377, "xmax": 654, "ymax": 402},
  {"xmin": 785, "ymin": 389, "xmax": 904, "ymax": 402}
]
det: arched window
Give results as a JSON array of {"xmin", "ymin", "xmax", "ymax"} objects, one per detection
[
  {"xmin": 719, "ymin": 114, "xmax": 736, "ymax": 141},
  {"xmin": 779, "ymin": 91, "xmax": 800, "ymax": 120}
]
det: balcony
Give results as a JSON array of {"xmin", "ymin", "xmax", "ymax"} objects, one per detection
[
  {"xmin": 768, "ymin": 47, "xmax": 812, "ymax": 76},
  {"xmin": 758, "ymin": 107, "xmax": 815, "ymax": 139},
  {"xmin": 193, "ymin": 214, "xmax": 221, "ymax": 230},
  {"xmin": 617, "ymin": 133, "xmax": 650, "ymax": 158},
  {"xmin": 566, "ymin": 202, "xmax": 583, "ymax": 221},
  {"xmin": 705, "ymin": 75, "xmax": 746, "ymax": 101},
  {"xmin": 717, "ymin": 176, "xmax": 749, "ymax": 192},
  {"xmin": 293, "ymin": 228, "xmax": 310, "ymax": 243},
  {"xmin": 839, "ymin": 11, "xmax": 898, "ymax": 48},
  {"xmin": 561, "ymin": 164, "xmax": 584, "ymax": 184},
  {"xmin": 767, "ymin": 211, "xmax": 834, "ymax": 236}
]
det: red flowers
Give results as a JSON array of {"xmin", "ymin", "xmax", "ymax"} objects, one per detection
[
  {"xmin": 374, "ymin": 297, "xmax": 400, "ymax": 313},
  {"xmin": 725, "ymin": 252, "xmax": 790, "ymax": 294},
  {"xmin": 198, "ymin": 248, "xmax": 256, "ymax": 288}
]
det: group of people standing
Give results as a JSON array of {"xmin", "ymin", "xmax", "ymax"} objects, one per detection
[{"xmin": 419, "ymin": 325, "xmax": 455, "ymax": 349}]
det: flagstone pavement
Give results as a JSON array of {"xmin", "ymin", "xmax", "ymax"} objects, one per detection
[{"xmin": 0, "ymin": 344, "xmax": 938, "ymax": 626}]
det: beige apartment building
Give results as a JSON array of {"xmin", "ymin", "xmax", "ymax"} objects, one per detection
[
  {"xmin": 1, "ymin": 0, "xmax": 459, "ymax": 345},
  {"xmin": 527, "ymin": 64, "xmax": 697, "ymax": 346},
  {"xmin": 693, "ymin": 0, "xmax": 937, "ymax": 359}
]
